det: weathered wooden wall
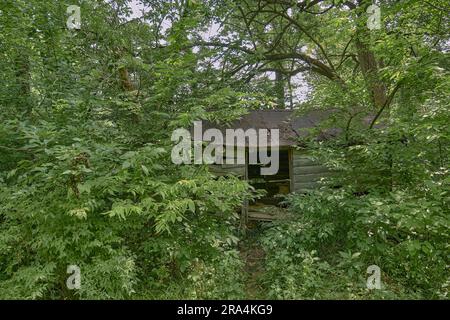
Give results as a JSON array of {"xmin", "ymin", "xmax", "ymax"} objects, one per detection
[
  {"xmin": 208, "ymin": 147, "xmax": 246, "ymax": 177},
  {"xmin": 208, "ymin": 148, "xmax": 331, "ymax": 193},
  {"xmin": 209, "ymin": 163, "xmax": 245, "ymax": 177},
  {"xmin": 291, "ymin": 150, "xmax": 330, "ymax": 193}
]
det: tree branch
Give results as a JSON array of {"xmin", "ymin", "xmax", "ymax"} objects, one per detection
[{"xmin": 369, "ymin": 81, "xmax": 403, "ymax": 129}]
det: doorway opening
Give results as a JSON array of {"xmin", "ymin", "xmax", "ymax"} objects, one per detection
[{"xmin": 247, "ymin": 149, "xmax": 290, "ymax": 209}]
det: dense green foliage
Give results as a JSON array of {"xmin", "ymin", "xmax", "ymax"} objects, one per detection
[
  {"xmin": 261, "ymin": 186, "xmax": 448, "ymax": 299},
  {"xmin": 0, "ymin": 0, "xmax": 448, "ymax": 299}
]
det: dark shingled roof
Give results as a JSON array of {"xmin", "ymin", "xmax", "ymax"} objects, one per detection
[{"xmin": 195, "ymin": 109, "xmax": 339, "ymax": 147}]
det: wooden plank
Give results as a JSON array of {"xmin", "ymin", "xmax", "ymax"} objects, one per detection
[
  {"xmin": 293, "ymin": 181, "xmax": 320, "ymax": 191},
  {"xmin": 248, "ymin": 212, "xmax": 277, "ymax": 221},
  {"xmin": 293, "ymin": 165, "xmax": 329, "ymax": 175},
  {"xmin": 221, "ymin": 163, "xmax": 246, "ymax": 168},
  {"xmin": 293, "ymin": 158, "xmax": 316, "ymax": 167},
  {"xmin": 247, "ymin": 211, "xmax": 288, "ymax": 221},
  {"xmin": 241, "ymin": 150, "xmax": 249, "ymax": 231},
  {"xmin": 289, "ymin": 148, "xmax": 294, "ymax": 193},
  {"xmin": 262, "ymin": 179, "xmax": 290, "ymax": 183},
  {"xmin": 293, "ymin": 149, "xmax": 309, "ymax": 156},
  {"xmin": 209, "ymin": 164, "xmax": 245, "ymax": 176},
  {"xmin": 293, "ymin": 172, "xmax": 332, "ymax": 182}
]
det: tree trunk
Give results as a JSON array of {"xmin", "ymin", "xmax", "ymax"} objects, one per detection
[
  {"xmin": 274, "ymin": 70, "xmax": 285, "ymax": 109},
  {"xmin": 355, "ymin": 38, "xmax": 387, "ymax": 110}
]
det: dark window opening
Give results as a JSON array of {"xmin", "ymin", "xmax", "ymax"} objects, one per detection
[{"xmin": 248, "ymin": 149, "xmax": 290, "ymax": 206}]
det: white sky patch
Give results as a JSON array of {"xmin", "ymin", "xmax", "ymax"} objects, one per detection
[
  {"xmin": 291, "ymin": 73, "xmax": 310, "ymax": 103},
  {"xmin": 129, "ymin": 0, "xmax": 146, "ymax": 19},
  {"xmin": 200, "ymin": 22, "xmax": 221, "ymax": 41}
]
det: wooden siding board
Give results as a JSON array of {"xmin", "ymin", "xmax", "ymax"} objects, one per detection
[
  {"xmin": 241, "ymin": 150, "xmax": 249, "ymax": 230},
  {"xmin": 209, "ymin": 164, "xmax": 245, "ymax": 176},
  {"xmin": 293, "ymin": 172, "xmax": 332, "ymax": 182},
  {"xmin": 289, "ymin": 149, "xmax": 294, "ymax": 192},
  {"xmin": 293, "ymin": 158, "xmax": 316, "ymax": 167},
  {"xmin": 293, "ymin": 165, "xmax": 329, "ymax": 175},
  {"xmin": 294, "ymin": 181, "xmax": 320, "ymax": 190}
]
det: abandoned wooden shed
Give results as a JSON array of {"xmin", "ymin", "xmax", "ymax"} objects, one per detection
[{"xmin": 197, "ymin": 109, "xmax": 336, "ymax": 222}]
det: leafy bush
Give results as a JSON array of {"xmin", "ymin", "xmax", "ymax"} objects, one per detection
[
  {"xmin": 0, "ymin": 118, "xmax": 250, "ymax": 299},
  {"xmin": 260, "ymin": 182, "xmax": 449, "ymax": 299}
]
